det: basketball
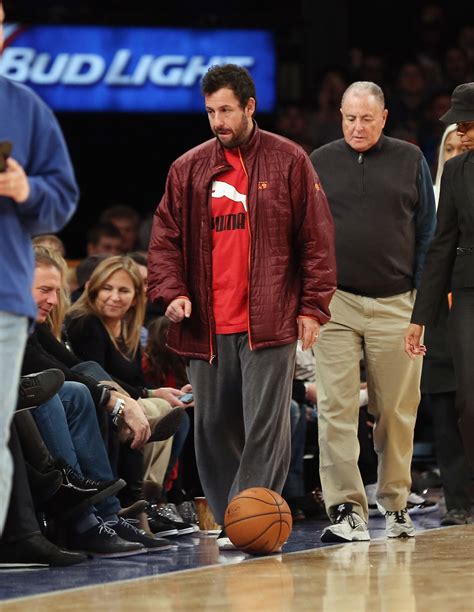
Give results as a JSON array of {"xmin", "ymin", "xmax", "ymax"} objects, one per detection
[{"xmin": 224, "ymin": 487, "xmax": 293, "ymax": 555}]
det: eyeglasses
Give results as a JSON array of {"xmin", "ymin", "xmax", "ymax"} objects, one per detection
[{"xmin": 456, "ymin": 121, "xmax": 474, "ymax": 133}]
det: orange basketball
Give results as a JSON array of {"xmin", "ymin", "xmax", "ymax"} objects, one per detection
[{"xmin": 224, "ymin": 487, "xmax": 293, "ymax": 555}]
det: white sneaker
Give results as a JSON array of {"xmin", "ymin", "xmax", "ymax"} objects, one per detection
[
  {"xmin": 406, "ymin": 492, "xmax": 439, "ymax": 515},
  {"xmin": 321, "ymin": 504, "xmax": 370, "ymax": 543},
  {"xmin": 385, "ymin": 508, "xmax": 416, "ymax": 538},
  {"xmin": 216, "ymin": 529, "xmax": 237, "ymax": 551}
]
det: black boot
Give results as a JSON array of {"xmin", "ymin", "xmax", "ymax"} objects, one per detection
[
  {"xmin": 41, "ymin": 460, "xmax": 126, "ymax": 521},
  {"xmin": 0, "ymin": 533, "xmax": 86, "ymax": 567},
  {"xmin": 54, "ymin": 458, "xmax": 123, "ymax": 493}
]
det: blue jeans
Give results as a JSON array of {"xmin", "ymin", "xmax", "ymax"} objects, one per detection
[
  {"xmin": 283, "ymin": 400, "xmax": 308, "ymax": 499},
  {"xmin": 71, "ymin": 360, "xmax": 111, "ymax": 382},
  {"xmin": 32, "ymin": 381, "xmax": 120, "ymax": 517},
  {"xmin": 0, "ymin": 312, "xmax": 28, "ymax": 533}
]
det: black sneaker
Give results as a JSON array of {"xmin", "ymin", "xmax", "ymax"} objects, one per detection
[
  {"xmin": 0, "ymin": 534, "xmax": 86, "ymax": 567},
  {"xmin": 17, "ymin": 369, "xmax": 65, "ymax": 411},
  {"xmin": 145, "ymin": 505, "xmax": 179, "ymax": 537},
  {"xmin": 148, "ymin": 503, "xmax": 197, "ymax": 535},
  {"xmin": 107, "ymin": 517, "xmax": 176, "ymax": 552},
  {"xmin": 440, "ymin": 509, "xmax": 472, "ymax": 526},
  {"xmin": 68, "ymin": 519, "xmax": 146, "ymax": 558},
  {"xmin": 177, "ymin": 500, "xmax": 199, "ymax": 525}
]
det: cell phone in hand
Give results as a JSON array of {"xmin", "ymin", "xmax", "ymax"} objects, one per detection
[
  {"xmin": 179, "ymin": 393, "xmax": 194, "ymax": 404},
  {"xmin": 0, "ymin": 140, "xmax": 12, "ymax": 172}
]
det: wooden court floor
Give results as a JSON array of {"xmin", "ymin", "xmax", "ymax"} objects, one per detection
[{"xmin": 1, "ymin": 525, "xmax": 473, "ymax": 611}]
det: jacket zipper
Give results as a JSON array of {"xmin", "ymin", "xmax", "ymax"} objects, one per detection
[
  {"xmin": 207, "ymin": 163, "xmax": 229, "ymax": 364},
  {"xmin": 238, "ymin": 147, "xmax": 253, "ymax": 350}
]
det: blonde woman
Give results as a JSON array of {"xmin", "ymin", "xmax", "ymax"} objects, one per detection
[
  {"xmin": 433, "ymin": 123, "xmax": 465, "ymax": 204},
  {"xmin": 66, "ymin": 256, "xmax": 189, "ymax": 498}
]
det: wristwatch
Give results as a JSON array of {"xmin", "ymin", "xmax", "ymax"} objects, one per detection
[{"xmin": 110, "ymin": 397, "xmax": 125, "ymax": 425}]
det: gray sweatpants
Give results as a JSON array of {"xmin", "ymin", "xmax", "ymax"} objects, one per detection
[{"xmin": 188, "ymin": 333, "xmax": 296, "ymax": 524}]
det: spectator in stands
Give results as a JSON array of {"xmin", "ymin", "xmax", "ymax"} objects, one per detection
[
  {"xmin": 32, "ymin": 234, "xmax": 66, "ymax": 257},
  {"xmin": 86, "ymin": 222, "xmax": 122, "ymax": 256},
  {"xmin": 99, "ymin": 204, "xmax": 141, "ymax": 253}
]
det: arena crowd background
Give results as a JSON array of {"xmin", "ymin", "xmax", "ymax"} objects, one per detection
[{"xmin": 5, "ymin": 0, "xmax": 474, "ymax": 257}]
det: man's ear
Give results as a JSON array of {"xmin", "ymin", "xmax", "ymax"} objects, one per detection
[{"xmin": 246, "ymin": 97, "xmax": 256, "ymax": 117}]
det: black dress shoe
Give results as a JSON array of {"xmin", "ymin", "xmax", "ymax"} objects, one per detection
[
  {"xmin": 68, "ymin": 520, "xmax": 146, "ymax": 558},
  {"xmin": 16, "ymin": 369, "xmax": 65, "ymax": 411},
  {"xmin": 42, "ymin": 460, "xmax": 126, "ymax": 521},
  {"xmin": 0, "ymin": 534, "xmax": 86, "ymax": 567}
]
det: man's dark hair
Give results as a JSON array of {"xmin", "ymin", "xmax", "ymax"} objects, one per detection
[
  {"xmin": 99, "ymin": 204, "xmax": 141, "ymax": 227},
  {"xmin": 128, "ymin": 251, "xmax": 148, "ymax": 267},
  {"xmin": 87, "ymin": 221, "xmax": 121, "ymax": 246},
  {"xmin": 201, "ymin": 64, "xmax": 256, "ymax": 110},
  {"xmin": 75, "ymin": 254, "xmax": 108, "ymax": 288}
]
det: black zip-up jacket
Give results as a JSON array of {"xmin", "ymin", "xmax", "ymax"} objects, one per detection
[{"xmin": 310, "ymin": 135, "xmax": 436, "ymax": 298}]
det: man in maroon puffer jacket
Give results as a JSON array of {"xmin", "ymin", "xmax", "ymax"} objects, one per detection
[{"xmin": 148, "ymin": 64, "xmax": 336, "ymax": 549}]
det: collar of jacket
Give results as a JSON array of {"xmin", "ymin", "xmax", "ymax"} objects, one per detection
[
  {"xmin": 343, "ymin": 133, "xmax": 386, "ymax": 158},
  {"xmin": 209, "ymin": 120, "xmax": 261, "ymax": 176}
]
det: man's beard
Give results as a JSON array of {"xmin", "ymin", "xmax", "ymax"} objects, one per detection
[{"xmin": 215, "ymin": 115, "xmax": 250, "ymax": 149}]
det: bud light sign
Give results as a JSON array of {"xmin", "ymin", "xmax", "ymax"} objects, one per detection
[{"xmin": 0, "ymin": 25, "xmax": 275, "ymax": 112}]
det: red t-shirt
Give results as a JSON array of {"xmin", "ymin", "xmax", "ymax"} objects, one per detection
[{"xmin": 211, "ymin": 147, "xmax": 249, "ymax": 334}]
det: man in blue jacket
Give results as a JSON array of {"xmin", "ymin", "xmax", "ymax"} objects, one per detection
[{"xmin": 0, "ymin": 0, "xmax": 79, "ymax": 533}]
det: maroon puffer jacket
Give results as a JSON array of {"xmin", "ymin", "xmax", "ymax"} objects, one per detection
[{"xmin": 148, "ymin": 124, "xmax": 336, "ymax": 361}]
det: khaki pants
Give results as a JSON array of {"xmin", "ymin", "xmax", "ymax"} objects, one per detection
[
  {"xmin": 139, "ymin": 398, "xmax": 173, "ymax": 487},
  {"xmin": 315, "ymin": 289, "xmax": 422, "ymax": 522}
]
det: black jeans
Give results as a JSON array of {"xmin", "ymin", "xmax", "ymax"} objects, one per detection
[{"xmin": 429, "ymin": 392, "xmax": 471, "ymax": 511}]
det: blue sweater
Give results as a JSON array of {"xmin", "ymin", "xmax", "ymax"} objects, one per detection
[{"xmin": 0, "ymin": 76, "xmax": 78, "ymax": 319}]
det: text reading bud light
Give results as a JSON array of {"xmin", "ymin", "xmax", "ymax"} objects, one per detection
[{"xmin": 1, "ymin": 25, "xmax": 275, "ymax": 112}]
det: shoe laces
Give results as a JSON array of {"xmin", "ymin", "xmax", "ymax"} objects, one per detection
[
  {"xmin": 96, "ymin": 518, "xmax": 117, "ymax": 538},
  {"xmin": 106, "ymin": 517, "xmax": 145, "ymax": 536},
  {"xmin": 386, "ymin": 509, "xmax": 408, "ymax": 524},
  {"xmin": 332, "ymin": 504, "xmax": 357, "ymax": 527},
  {"xmin": 61, "ymin": 463, "xmax": 104, "ymax": 491}
]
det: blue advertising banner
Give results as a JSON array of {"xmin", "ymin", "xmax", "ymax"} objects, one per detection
[{"xmin": 0, "ymin": 24, "xmax": 275, "ymax": 112}]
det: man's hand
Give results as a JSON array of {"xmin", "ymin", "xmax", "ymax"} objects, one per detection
[
  {"xmin": 404, "ymin": 323, "xmax": 426, "ymax": 359},
  {"xmin": 165, "ymin": 297, "xmax": 192, "ymax": 323},
  {"xmin": 115, "ymin": 394, "xmax": 151, "ymax": 449},
  {"xmin": 0, "ymin": 158, "xmax": 30, "ymax": 203},
  {"xmin": 297, "ymin": 316, "xmax": 321, "ymax": 351},
  {"xmin": 152, "ymin": 387, "xmax": 187, "ymax": 407}
]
